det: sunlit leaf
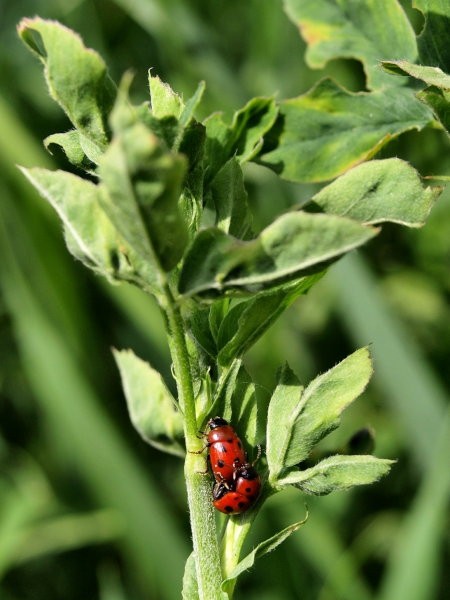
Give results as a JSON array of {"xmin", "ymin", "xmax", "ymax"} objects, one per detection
[
  {"xmin": 259, "ymin": 79, "xmax": 432, "ymax": 183},
  {"xmin": 279, "ymin": 454, "xmax": 394, "ymax": 494},
  {"xmin": 18, "ymin": 17, "xmax": 115, "ymax": 153},
  {"xmin": 284, "ymin": 0, "xmax": 416, "ymax": 90},
  {"xmin": 113, "ymin": 349, "xmax": 185, "ymax": 457},
  {"xmin": 311, "ymin": 158, "xmax": 440, "ymax": 227},
  {"xmin": 266, "ymin": 363, "xmax": 304, "ymax": 482},
  {"xmin": 179, "ymin": 211, "xmax": 377, "ymax": 297},
  {"xmin": 149, "ymin": 73, "xmax": 184, "ymax": 119},
  {"xmin": 19, "ymin": 167, "xmax": 158, "ymax": 289},
  {"xmin": 44, "ymin": 130, "xmax": 95, "ymax": 171},
  {"xmin": 382, "ymin": 60, "xmax": 450, "ymax": 89},
  {"xmin": 267, "ymin": 348, "xmax": 373, "ymax": 482}
]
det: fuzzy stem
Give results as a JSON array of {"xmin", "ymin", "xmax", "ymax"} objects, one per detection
[{"xmin": 160, "ymin": 285, "xmax": 223, "ymax": 599}]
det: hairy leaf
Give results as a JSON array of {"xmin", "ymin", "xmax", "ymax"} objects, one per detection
[
  {"xmin": 259, "ymin": 79, "xmax": 432, "ymax": 183},
  {"xmin": 204, "ymin": 96, "xmax": 278, "ymax": 180},
  {"xmin": 223, "ymin": 513, "xmax": 308, "ymax": 585},
  {"xmin": 208, "ymin": 158, "xmax": 252, "ymax": 239},
  {"xmin": 217, "ymin": 275, "xmax": 322, "ymax": 366},
  {"xmin": 18, "ymin": 17, "xmax": 115, "ymax": 154},
  {"xmin": 44, "ymin": 130, "xmax": 95, "ymax": 171},
  {"xmin": 267, "ymin": 348, "xmax": 373, "ymax": 482},
  {"xmin": 19, "ymin": 167, "xmax": 157, "ymax": 289},
  {"xmin": 182, "ymin": 553, "xmax": 198, "ymax": 600},
  {"xmin": 98, "ymin": 121, "xmax": 188, "ymax": 272},
  {"xmin": 179, "ymin": 212, "xmax": 377, "ymax": 297},
  {"xmin": 279, "ymin": 454, "xmax": 394, "ymax": 494},
  {"xmin": 266, "ymin": 364, "xmax": 304, "ymax": 481},
  {"xmin": 284, "ymin": 0, "xmax": 417, "ymax": 90},
  {"xmin": 113, "ymin": 349, "xmax": 184, "ymax": 457},
  {"xmin": 312, "ymin": 159, "xmax": 440, "ymax": 227},
  {"xmin": 149, "ymin": 73, "xmax": 184, "ymax": 119},
  {"xmin": 382, "ymin": 60, "xmax": 450, "ymax": 90}
]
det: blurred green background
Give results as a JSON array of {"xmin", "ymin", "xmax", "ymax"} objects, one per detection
[{"xmin": 0, "ymin": 1, "xmax": 449, "ymax": 599}]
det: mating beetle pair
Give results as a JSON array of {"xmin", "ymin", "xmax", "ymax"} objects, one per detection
[{"xmin": 205, "ymin": 417, "xmax": 261, "ymax": 515}]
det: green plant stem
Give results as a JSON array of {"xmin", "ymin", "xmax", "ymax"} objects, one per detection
[
  {"xmin": 160, "ymin": 284, "xmax": 223, "ymax": 600},
  {"xmin": 221, "ymin": 519, "xmax": 251, "ymax": 597}
]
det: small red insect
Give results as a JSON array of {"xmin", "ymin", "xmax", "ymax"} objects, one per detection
[
  {"xmin": 212, "ymin": 464, "xmax": 261, "ymax": 515},
  {"xmin": 233, "ymin": 463, "xmax": 261, "ymax": 502},
  {"xmin": 206, "ymin": 416, "xmax": 246, "ymax": 484},
  {"xmin": 212, "ymin": 483, "xmax": 251, "ymax": 515}
]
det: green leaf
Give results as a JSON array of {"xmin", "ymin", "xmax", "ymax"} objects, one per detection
[
  {"xmin": 19, "ymin": 167, "xmax": 157, "ymax": 288},
  {"xmin": 179, "ymin": 80, "xmax": 206, "ymax": 129},
  {"xmin": 217, "ymin": 275, "xmax": 323, "ymax": 366},
  {"xmin": 98, "ymin": 120, "xmax": 188, "ymax": 272},
  {"xmin": 381, "ymin": 59, "xmax": 450, "ymax": 136},
  {"xmin": 204, "ymin": 96, "xmax": 278, "ymax": 179},
  {"xmin": 278, "ymin": 454, "xmax": 394, "ymax": 494},
  {"xmin": 185, "ymin": 305, "xmax": 218, "ymax": 362},
  {"xmin": 283, "ymin": 0, "xmax": 417, "ymax": 90},
  {"xmin": 381, "ymin": 60, "xmax": 450, "ymax": 90},
  {"xmin": 147, "ymin": 75, "xmax": 205, "ymax": 154},
  {"xmin": 209, "ymin": 359, "xmax": 242, "ymax": 422},
  {"xmin": 208, "ymin": 362, "xmax": 260, "ymax": 448},
  {"xmin": 417, "ymin": 86, "xmax": 450, "ymax": 136},
  {"xmin": 208, "ymin": 158, "xmax": 253, "ymax": 239},
  {"xmin": 44, "ymin": 131, "xmax": 95, "ymax": 171},
  {"xmin": 182, "ymin": 552, "xmax": 198, "ymax": 600},
  {"xmin": 149, "ymin": 73, "xmax": 184, "ymax": 119},
  {"xmin": 311, "ymin": 159, "xmax": 440, "ymax": 227},
  {"xmin": 228, "ymin": 366, "xmax": 260, "ymax": 449},
  {"xmin": 266, "ymin": 364, "xmax": 304, "ymax": 482},
  {"xmin": 18, "ymin": 18, "xmax": 115, "ymax": 153},
  {"xmin": 113, "ymin": 349, "xmax": 185, "ymax": 457},
  {"xmin": 414, "ymin": 0, "xmax": 450, "ymax": 72},
  {"xmin": 267, "ymin": 348, "xmax": 373, "ymax": 482},
  {"xmin": 259, "ymin": 79, "xmax": 433, "ymax": 183},
  {"xmin": 223, "ymin": 513, "xmax": 308, "ymax": 585},
  {"xmin": 179, "ymin": 211, "xmax": 377, "ymax": 297}
]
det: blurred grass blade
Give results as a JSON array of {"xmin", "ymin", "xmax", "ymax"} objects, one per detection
[
  {"xmin": 0, "ymin": 187, "xmax": 187, "ymax": 597},
  {"xmin": 12, "ymin": 510, "xmax": 123, "ymax": 567},
  {"xmin": 330, "ymin": 253, "xmax": 447, "ymax": 471},
  {"xmin": 271, "ymin": 496, "xmax": 373, "ymax": 600},
  {"xmin": 377, "ymin": 408, "xmax": 450, "ymax": 600}
]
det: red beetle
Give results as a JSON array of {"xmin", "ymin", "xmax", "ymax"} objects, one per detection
[
  {"xmin": 233, "ymin": 463, "xmax": 261, "ymax": 503},
  {"xmin": 212, "ymin": 482, "xmax": 252, "ymax": 515},
  {"xmin": 212, "ymin": 462, "xmax": 261, "ymax": 515},
  {"xmin": 206, "ymin": 417, "xmax": 246, "ymax": 484}
]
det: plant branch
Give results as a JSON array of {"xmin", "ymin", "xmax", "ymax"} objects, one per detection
[{"xmin": 160, "ymin": 284, "xmax": 223, "ymax": 599}]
